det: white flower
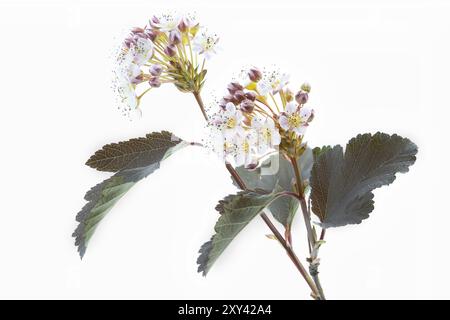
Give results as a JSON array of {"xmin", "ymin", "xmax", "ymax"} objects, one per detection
[
  {"xmin": 113, "ymin": 77, "xmax": 139, "ymax": 118},
  {"xmin": 256, "ymin": 80, "xmax": 272, "ymax": 97},
  {"xmin": 272, "ymin": 73, "xmax": 290, "ymax": 93},
  {"xmin": 192, "ymin": 28, "xmax": 220, "ymax": 60},
  {"xmin": 132, "ymin": 37, "xmax": 154, "ymax": 65},
  {"xmin": 234, "ymin": 132, "xmax": 257, "ymax": 167},
  {"xmin": 156, "ymin": 14, "xmax": 181, "ymax": 32},
  {"xmin": 256, "ymin": 71, "xmax": 290, "ymax": 96},
  {"xmin": 278, "ymin": 101, "xmax": 312, "ymax": 136},
  {"xmin": 113, "ymin": 48, "xmax": 142, "ymax": 117},
  {"xmin": 115, "ymin": 47, "xmax": 142, "ymax": 83},
  {"xmin": 252, "ymin": 116, "xmax": 281, "ymax": 153},
  {"xmin": 219, "ymin": 103, "xmax": 245, "ymax": 140}
]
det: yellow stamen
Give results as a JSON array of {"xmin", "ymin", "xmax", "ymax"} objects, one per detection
[
  {"xmin": 288, "ymin": 114, "xmax": 301, "ymax": 128},
  {"xmin": 242, "ymin": 140, "xmax": 250, "ymax": 153},
  {"xmin": 226, "ymin": 118, "xmax": 236, "ymax": 129},
  {"xmin": 262, "ymin": 128, "xmax": 272, "ymax": 142}
]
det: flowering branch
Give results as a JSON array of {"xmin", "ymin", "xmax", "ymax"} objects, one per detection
[{"xmin": 74, "ymin": 11, "xmax": 418, "ymax": 301}]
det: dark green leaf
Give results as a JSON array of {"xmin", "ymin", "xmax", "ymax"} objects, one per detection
[
  {"xmin": 197, "ymin": 186, "xmax": 284, "ymax": 275},
  {"xmin": 233, "ymin": 149, "xmax": 313, "ymax": 227},
  {"xmin": 85, "ymin": 131, "xmax": 184, "ymax": 172},
  {"xmin": 310, "ymin": 132, "xmax": 418, "ymax": 228},
  {"xmin": 313, "ymin": 145, "xmax": 332, "ymax": 160},
  {"xmin": 74, "ymin": 131, "xmax": 189, "ymax": 258}
]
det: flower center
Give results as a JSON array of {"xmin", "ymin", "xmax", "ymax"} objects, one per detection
[
  {"xmin": 242, "ymin": 140, "xmax": 250, "ymax": 153},
  {"xmin": 226, "ymin": 117, "xmax": 236, "ymax": 129},
  {"xmin": 262, "ymin": 128, "xmax": 272, "ymax": 142},
  {"xmin": 288, "ymin": 114, "xmax": 301, "ymax": 128},
  {"xmin": 203, "ymin": 37, "xmax": 215, "ymax": 50}
]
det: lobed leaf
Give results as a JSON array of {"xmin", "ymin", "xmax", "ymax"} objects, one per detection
[
  {"xmin": 233, "ymin": 149, "xmax": 313, "ymax": 227},
  {"xmin": 310, "ymin": 132, "xmax": 418, "ymax": 228}
]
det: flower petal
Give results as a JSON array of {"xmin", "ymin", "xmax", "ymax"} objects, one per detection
[
  {"xmin": 278, "ymin": 115, "xmax": 289, "ymax": 130},
  {"xmin": 293, "ymin": 125, "xmax": 307, "ymax": 136},
  {"xmin": 300, "ymin": 106, "xmax": 312, "ymax": 119},
  {"xmin": 225, "ymin": 102, "xmax": 236, "ymax": 114},
  {"xmin": 285, "ymin": 101, "xmax": 298, "ymax": 114},
  {"xmin": 271, "ymin": 131, "xmax": 281, "ymax": 146},
  {"xmin": 265, "ymin": 117, "xmax": 275, "ymax": 129}
]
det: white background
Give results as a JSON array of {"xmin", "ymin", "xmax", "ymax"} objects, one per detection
[{"xmin": 0, "ymin": 0, "xmax": 448, "ymax": 299}]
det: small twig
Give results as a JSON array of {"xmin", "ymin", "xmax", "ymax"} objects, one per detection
[
  {"xmin": 288, "ymin": 157, "xmax": 316, "ymax": 249},
  {"xmin": 193, "ymin": 91, "xmax": 209, "ymax": 121},
  {"xmin": 320, "ymin": 229, "xmax": 326, "ymax": 241},
  {"xmin": 288, "ymin": 157, "xmax": 327, "ymax": 300}
]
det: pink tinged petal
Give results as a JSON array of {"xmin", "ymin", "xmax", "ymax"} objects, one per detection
[
  {"xmin": 210, "ymin": 115, "xmax": 223, "ymax": 126},
  {"xmin": 225, "ymin": 102, "xmax": 236, "ymax": 114},
  {"xmin": 300, "ymin": 106, "xmax": 312, "ymax": 119},
  {"xmin": 285, "ymin": 101, "xmax": 298, "ymax": 114},
  {"xmin": 279, "ymin": 116, "xmax": 290, "ymax": 130}
]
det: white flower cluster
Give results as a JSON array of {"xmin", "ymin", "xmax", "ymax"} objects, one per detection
[
  {"xmin": 113, "ymin": 12, "xmax": 220, "ymax": 118},
  {"xmin": 208, "ymin": 67, "xmax": 314, "ymax": 167}
]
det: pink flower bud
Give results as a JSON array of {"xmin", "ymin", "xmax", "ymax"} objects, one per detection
[
  {"xmin": 145, "ymin": 29, "xmax": 159, "ymax": 42},
  {"xmin": 169, "ymin": 30, "xmax": 182, "ymax": 45},
  {"xmin": 131, "ymin": 27, "xmax": 145, "ymax": 34},
  {"xmin": 240, "ymin": 99, "xmax": 255, "ymax": 113},
  {"xmin": 124, "ymin": 38, "xmax": 134, "ymax": 48},
  {"xmin": 223, "ymin": 94, "xmax": 238, "ymax": 104},
  {"xmin": 284, "ymin": 88, "xmax": 294, "ymax": 102},
  {"xmin": 149, "ymin": 76, "xmax": 161, "ymax": 88},
  {"xmin": 295, "ymin": 91, "xmax": 309, "ymax": 104},
  {"xmin": 248, "ymin": 67, "xmax": 262, "ymax": 82},
  {"xmin": 131, "ymin": 74, "xmax": 144, "ymax": 84},
  {"xmin": 234, "ymin": 90, "xmax": 246, "ymax": 102},
  {"xmin": 227, "ymin": 82, "xmax": 244, "ymax": 94},
  {"xmin": 219, "ymin": 98, "xmax": 228, "ymax": 110},
  {"xmin": 244, "ymin": 91, "xmax": 256, "ymax": 101},
  {"xmin": 178, "ymin": 18, "xmax": 188, "ymax": 32},
  {"xmin": 149, "ymin": 64, "xmax": 163, "ymax": 76},
  {"xmin": 149, "ymin": 16, "xmax": 160, "ymax": 28},
  {"xmin": 164, "ymin": 44, "xmax": 177, "ymax": 57}
]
